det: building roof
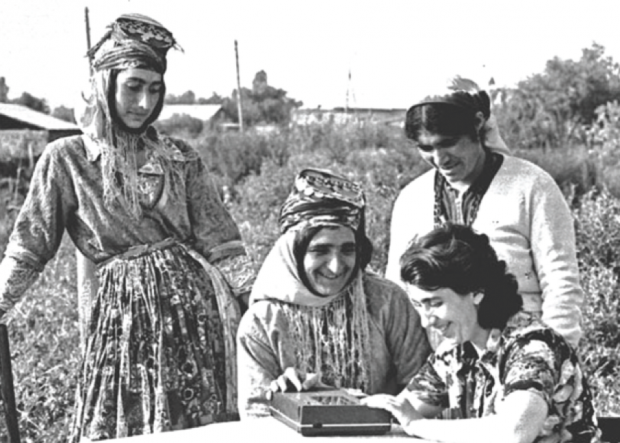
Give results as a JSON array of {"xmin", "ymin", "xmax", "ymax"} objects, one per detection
[
  {"xmin": 0, "ymin": 103, "xmax": 80, "ymax": 131},
  {"xmin": 159, "ymin": 104, "xmax": 222, "ymax": 121}
]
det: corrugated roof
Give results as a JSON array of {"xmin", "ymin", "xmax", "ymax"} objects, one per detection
[
  {"xmin": 0, "ymin": 103, "xmax": 80, "ymax": 131},
  {"xmin": 159, "ymin": 104, "xmax": 222, "ymax": 121}
]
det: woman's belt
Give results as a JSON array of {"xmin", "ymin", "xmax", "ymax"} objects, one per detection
[{"xmin": 97, "ymin": 238, "xmax": 178, "ymax": 269}]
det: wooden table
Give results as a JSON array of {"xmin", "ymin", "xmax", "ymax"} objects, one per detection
[{"xmin": 107, "ymin": 418, "xmax": 435, "ymax": 442}]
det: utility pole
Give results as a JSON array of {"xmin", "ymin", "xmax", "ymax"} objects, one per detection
[
  {"xmin": 234, "ymin": 40, "xmax": 244, "ymax": 132},
  {"xmin": 345, "ymin": 69, "xmax": 351, "ymax": 114},
  {"xmin": 345, "ymin": 68, "xmax": 356, "ymax": 114},
  {"xmin": 85, "ymin": 7, "xmax": 93, "ymax": 75}
]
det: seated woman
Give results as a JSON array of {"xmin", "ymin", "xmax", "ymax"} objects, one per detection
[
  {"xmin": 363, "ymin": 224, "xmax": 600, "ymax": 443},
  {"xmin": 236, "ymin": 168, "xmax": 431, "ymax": 418}
]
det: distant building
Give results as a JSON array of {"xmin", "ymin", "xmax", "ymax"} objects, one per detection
[
  {"xmin": 0, "ymin": 103, "xmax": 81, "ymax": 173},
  {"xmin": 158, "ymin": 104, "xmax": 225, "ymax": 123},
  {"xmin": 292, "ymin": 107, "xmax": 406, "ymax": 127}
]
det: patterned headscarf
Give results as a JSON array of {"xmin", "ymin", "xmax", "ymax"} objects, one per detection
[
  {"xmin": 279, "ymin": 168, "xmax": 366, "ymax": 234},
  {"xmin": 76, "ymin": 14, "xmax": 183, "ymax": 219},
  {"xmin": 88, "ymin": 13, "xmax": 181, "ymax": 74}
]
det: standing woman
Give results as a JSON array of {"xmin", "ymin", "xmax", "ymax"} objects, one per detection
[
  {"xmin": 0, "ymin": 13, "xmax": 249, "ymax": 440},
  {"xmin": 386, "ymin": 86, "xmax": 583, "ymax": 349}
]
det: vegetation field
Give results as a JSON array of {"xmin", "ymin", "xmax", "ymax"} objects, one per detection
[{"xmin": 0, "ymin": 121, "xmax": 619, "ymax": 441}]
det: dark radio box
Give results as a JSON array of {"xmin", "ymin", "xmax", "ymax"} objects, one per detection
[{"xmin": 269, "ymin": 389, "xmax": 392, "ymax": 436}]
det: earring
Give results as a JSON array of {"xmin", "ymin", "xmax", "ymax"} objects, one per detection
[{"xmin": 473, "ymin": 291, "xmax": 484, "ymax": 305}]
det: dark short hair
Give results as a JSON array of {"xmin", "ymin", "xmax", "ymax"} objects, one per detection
[
  {"xmin": 399, "ymin": 223, "xmax": 522, "ymax": 330},
  {"xmin": 404, "ymin": 91, "xmax": 492, "ymax": 144},
  {"xmin": 293, "ymin": 223, "xmax": 373, "ymax": 294}
]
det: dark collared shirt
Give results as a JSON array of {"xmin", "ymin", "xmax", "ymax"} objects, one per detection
[{"xmin": 434, "ymin": 151, "xmax": 504, "ymax": 226}]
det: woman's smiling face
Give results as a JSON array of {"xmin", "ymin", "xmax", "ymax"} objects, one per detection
[
  {"xmin": 414, "ymin": 130, "xmax": 486, "ymax": 188},
  {"xmin": 303, "ymin": 226, "xmax": 357, "ymax": 297},
  {"xmin": 406, "ymin": 285, "xmax": 487, "ymax": 348}
]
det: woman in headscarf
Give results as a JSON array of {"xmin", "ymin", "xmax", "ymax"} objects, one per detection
[
  {"xmin": 236, "ymin": 168, "xmax": 431, "ymax": 418},
  {"xmin": 0, "ymin": 13, "xmax": 249, "ymax": 440},
  {"xmin": 386, "ymin": 85, "xmax": 584, "ymax": 349}
]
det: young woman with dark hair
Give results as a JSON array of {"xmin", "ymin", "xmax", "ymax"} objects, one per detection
[{"xmin": 366, "ymin": 223, "xmax": 600, "ymax": 443}]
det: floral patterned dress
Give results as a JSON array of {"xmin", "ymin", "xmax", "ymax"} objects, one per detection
[
  {"xmin": 0, "ymin": 132, "xmax": 247, "ymax": 441},
  {"xmin": 405, "ymin": 322, "xmax": 601, "ymax": 443}
]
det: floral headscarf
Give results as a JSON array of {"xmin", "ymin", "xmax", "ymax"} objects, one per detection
[
  {"xmin": 252, "ymin": 168, "xmax": 368, "ymax": 307},
  {"xmin": 88, "ymin": 13, "xmax": 181, "ymax": 75},
  {"xmin": 279, "ymin": 168, "xmax": 366, "ymax": 234}
]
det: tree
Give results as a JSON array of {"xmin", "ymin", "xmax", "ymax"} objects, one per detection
[
  {"xmin": 165, "ymin": 90, "xmax": 225, "ymax": 105},
  {"xmin": 165, "ymin": 90, "xmax": 197, "ymax": 105},
  {"xmin": 197, "ymin": 92, "xmax": 224, "ymax": 105},
  {"xmin": 11, "ymin": 92, "xmax": 50, "ymax": 114},
  {"xmin": 0, "ymin": 77, "xmax": 8, "ymax": 103},
  {"xmin": 52, "ymin": 105, "xmax": 76, "ymax": 123},
  {"xmin": 154, "ymin": 113, "xmax": 204, "ymax": 138},
  {"xmin": 494, "ymin": 43, "xmax": 620, "ymax": 150},
  {"xmin": 221, "ymin": 70, "xmax": 302, "ymax": 126}
]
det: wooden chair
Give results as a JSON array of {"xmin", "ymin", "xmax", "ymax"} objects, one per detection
[{"xmin": 0, "ymin": 324, "xmax": 20, "ymax": 442}]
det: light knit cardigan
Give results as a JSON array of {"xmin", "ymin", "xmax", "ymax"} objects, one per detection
[{"xmin": 386, "ymin": 155, "xmax": 583, "ymax": 348}]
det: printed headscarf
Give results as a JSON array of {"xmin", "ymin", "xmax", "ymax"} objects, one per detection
[
  {"xmin": 253, "ymin": 168, "xmax": 368, "ymax": 307},
  {"xmin": 409, "ymin": 77, "xmax": 510, "ymax": 155},
  {"xmin": 88, "ymin": 13, "xmax": 181, "ymax": 74},
  {"xmin": 279, "ymin": 168, "xmax": 366, "ymax": 234},
  {"xmin": 77, "ymin": 14, "xmax": 182, "ymax": 219}
]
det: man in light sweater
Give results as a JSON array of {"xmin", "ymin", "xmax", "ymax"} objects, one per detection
[{"xmin": 385, "ymin": 87, "xmax": 583, "ymax": 349}]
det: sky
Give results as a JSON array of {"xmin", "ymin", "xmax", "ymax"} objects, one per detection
[{"xmin": 2, "ymin": 0, "xmax": 620, "ymax": 111}]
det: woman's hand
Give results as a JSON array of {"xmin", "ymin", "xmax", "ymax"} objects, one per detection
[
  {"xmin": 361, "ymin": 394, "xmax": 423, "ymax": 428},
  {"xmin": 267, "ymin": 367, "xmax": 331, "ymax": 399}
]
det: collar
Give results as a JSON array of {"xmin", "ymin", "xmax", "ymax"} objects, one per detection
[
  {"xmin": 436, "ymin": 327, "xmax": 503, "ymax": 363},
  {"xmin": 442, "ymin": 150, "xmax": 503, "ymax": 195},
  {"xmin": 478, "ymin": 328, "xmax": 502, "ymax": 363}
]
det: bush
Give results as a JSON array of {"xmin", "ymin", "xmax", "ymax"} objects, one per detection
[
  {"xmin": 1, "ymin": 236, "xmax": 80, "ymax": 441},
  {"xmin": 154, "ymin": 113, "xmax": 204, "ymax": 139},
  {"xmin": 573, "ymin": 188, "xmax": 620, "ymax": 415},
  {"xmin": 191, "ymin": 129, "xmax": 290, "ymax": 190},
  {"xmin": 514, "ymin": 145, "xmax": 601, "ymax": 201}
]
